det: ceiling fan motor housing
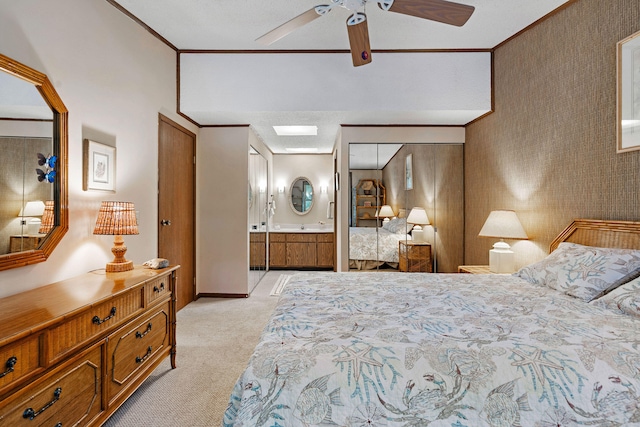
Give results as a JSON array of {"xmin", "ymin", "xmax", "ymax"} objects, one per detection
[{"xmin": 342, "ymin": 0, "xmax": 366, "ymax": 11}]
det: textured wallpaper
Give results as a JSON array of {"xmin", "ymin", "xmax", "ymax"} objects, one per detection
[{"xmin": 465, "ymin": 0, "xmax": 640, "ymax": 268}]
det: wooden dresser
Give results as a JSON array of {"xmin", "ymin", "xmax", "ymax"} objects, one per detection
[{"xmin": 0, "ymin": 265, "xmax": 179, "ymax": 426}]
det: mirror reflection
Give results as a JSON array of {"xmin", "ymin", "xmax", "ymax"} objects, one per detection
[
  {"xmin": 348, "ymin": 143, "xmax": 464, "ymax": 273},
  {"xmin": 0, "ymin": 53, "xmax": 68, "ymax": 271},
  {"xmin": 289, "ymin": 177, "xmax": 313, "ymax": 215},
  {"xmin": 0, "ymin": 68, "xmax": 55, "ymax": 255},
  {"xmin": 249, "ymin": 146, "xmax": 268, "ymax": 290}
]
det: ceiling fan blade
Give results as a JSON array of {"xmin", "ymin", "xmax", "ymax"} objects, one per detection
[
  {"xmin": 346, "ymin": 14, "xmax": 372, "ymax": 67},
  {"xmin": 381, "ymin": 0, "xmax": 474, "ymax": 27},
  {"xmin": 256, "ymin": 7, "xmax": 326, "ymax": 45}
]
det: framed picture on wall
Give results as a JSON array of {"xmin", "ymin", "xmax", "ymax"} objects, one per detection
[
  {"xmin": 405, "ymin": 153, "xmax": 413, "ymax": 190},
  {"xmin": 83, "ymin": 139, "xmax": 116, "ymax": 191},
  {"xmin": 617, "ymin": 29, "xmax": 640, "ymax": 153}
]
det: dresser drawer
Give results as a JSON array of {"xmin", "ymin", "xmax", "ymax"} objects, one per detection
[
  {"xmin": 145, "ymin": 275, "xmax": 171, "ymax": 306},
  {"xmin": 48, "ymin": 287, "xmax": 144, "ymax": 363},
  {"xmin": 106, "ymin": 302, "xmax": 170, "ymax": 403},
  {"xmin": 0, "ymin": 334, "xmax": 43, "ymax": 396},
  {"xmin": 0, "ymin": 344, "xmax": 102, "ymax": 427}
]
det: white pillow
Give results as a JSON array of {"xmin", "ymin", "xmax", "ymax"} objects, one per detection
[
  {"xmin": 514, "ymin": 243, "xmax": 640, "ymax": 302},
  {"xmin": 387, "ymin": 218, "xmax": 409, "ymax": 234},
  {"xmin": 592, "ymin": 276, "xmax": 640, "ymax": 318}
]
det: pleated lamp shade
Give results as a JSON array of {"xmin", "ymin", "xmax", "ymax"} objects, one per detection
[
  {"xmin": 38, "ymin": 200, "xmax": 55, "ymax": 234},
  {"xmin": 94, "ymin": 201, "xmax": 139, "ymax": 272}
]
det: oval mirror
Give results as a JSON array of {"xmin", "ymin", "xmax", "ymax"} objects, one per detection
[
  {"xmin": 289, "ymin": 176, "xmax": 314, "ymax": 215},
  {"xmin": 0, "ymin": 53, "xmax": 68, "ymax": 271}
]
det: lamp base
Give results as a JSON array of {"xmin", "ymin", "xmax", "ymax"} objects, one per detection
[
  {"xmin": 106, "ymin": 260, "xmax": 134, "ymax": 273},
  {"xmin": 107, "ymin": 235, "xmax": 134, "ymax": 272},
  {"xmin": 489, "ymin": 241, "xmax": 515, "ymax": 273}
]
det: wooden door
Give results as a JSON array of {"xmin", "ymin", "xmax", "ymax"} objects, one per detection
[{"xmin": 158, "ymin": 114, "xmax": 195, "ymax": 311}]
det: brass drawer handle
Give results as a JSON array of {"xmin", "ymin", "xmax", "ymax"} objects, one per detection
[
  {"xmin": 23, "ymin": 387, "xmax": 62, "ymax": 420},
  {"xmin": 153, "ymin": 282, "xmax": 165, "ymax": 293},
  {"xmin": 135, "ymin": 323, "xmax": 153, "ymax": 339},
  {"xmin": 92, "ymin": 307, "xmax": 117, "ymax": 325},
  {"xmin": 0, "ymin": 356, "xmax": 17, "ymax": 378},
  {"xmin": 136, "ymin": 346, "xmax": 152, "ymax": 364}
]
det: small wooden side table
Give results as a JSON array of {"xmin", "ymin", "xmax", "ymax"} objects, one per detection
[
  {"xmin": 399, "ymin": 241, "xmax": 432, "ymax": 272},
  {"xmin": 458, "ymin": 265, "xmax": 492, "ymax": 274},
  {"xmin": 9, "ymin": 235, "xmax": 45, "ymax": 253}
]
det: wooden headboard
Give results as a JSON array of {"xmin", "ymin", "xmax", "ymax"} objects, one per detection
[{"xmin": 550, "ymin": 219, "xmax": 640, "ymax": 252}]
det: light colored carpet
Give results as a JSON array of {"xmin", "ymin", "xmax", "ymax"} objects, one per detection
[
  {"xmin": 103, "ymin": 271, "xmax": 281, "ymax": 426},
  {"xmin": 269, "ymin": 273, "xmax": 292, "ymax": 296}
]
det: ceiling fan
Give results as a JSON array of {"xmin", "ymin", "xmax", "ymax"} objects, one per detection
[{"xmin": 256, "ymin": 0, "xmax": 475, "ymax": 67}]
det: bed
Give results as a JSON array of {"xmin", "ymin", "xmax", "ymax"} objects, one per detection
[
  {"xmin": 350, "ymin": 218, "xmax": 412, "ymax": 270},
  {"xmin": 224, "ymin": 219, "xmax": 640, "ymax": 426}
]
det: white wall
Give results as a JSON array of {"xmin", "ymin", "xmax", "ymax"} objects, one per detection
[
  {"xmin": 197, "ymin": 127, "xmax": 273, "ymax": 295},
  {"xmin": 0, "ymin": 0, "xmax": 197, "ymax": 298},
  {"xmin": 338, "ymin": 126, "xmax": 465, "ymax": 271},
  {"xmin": 272, "ymin": 154, "xmax": 334, "ymax": 227}
]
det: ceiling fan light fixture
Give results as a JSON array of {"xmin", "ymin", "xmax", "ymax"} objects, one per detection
[{"xmin": 273, "ymin": 126, "xmax": 318, "ymax": 136}]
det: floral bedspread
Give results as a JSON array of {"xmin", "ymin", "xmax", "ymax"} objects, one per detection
[
  {"xmin": 223, "ymin": 272, "xmax": 640, "ymax": 427},
  {"xmin": 349, "ymin": 227, "xmax": 410, "ymax": 263}
]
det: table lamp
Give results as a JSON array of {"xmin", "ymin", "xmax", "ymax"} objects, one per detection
[
  {"xmin": 478, "ymin": 210, "xmax": 528, "ymax": 273},
  {"xmin": 18, "ymin": 200, "xmax": 45, "ymax": 235},
  {"xmin": 407, "ymin": 207, "xmax": 429, "ymax": 242},
  {"xmin": 93, "ymin": 201, "xmax": 139, "ymax": 272},
  {"xmin": 39, "ymin": 200, "xmax": 55, "ymax": 234},
  {"xmin": 376, "ymin": 205, "xmax": 395, "ymax": 224}
]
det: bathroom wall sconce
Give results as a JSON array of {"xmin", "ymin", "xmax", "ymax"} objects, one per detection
[
  {"xmin": 320, "ymin": 185, "xmax": 328, "ymax": 193},
  {"xmin": 278, "ymin": 184, "xmax": 285, "ymax": 193}
]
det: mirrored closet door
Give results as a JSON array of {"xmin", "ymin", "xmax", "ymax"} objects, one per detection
[
  {"xmin": 249, "ymin": 146, "xmax": 268, "ymax": 290},
  {"xmin": 348, "ymin": 143, "xmax": 463, "ymax": 273}
]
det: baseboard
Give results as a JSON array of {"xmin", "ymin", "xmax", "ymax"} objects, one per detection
[{"xmin": 197, "ymin": 293, "xmax": 249, "ymax": 298}]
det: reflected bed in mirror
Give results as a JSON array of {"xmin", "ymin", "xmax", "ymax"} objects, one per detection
[
  {"xmin": 0, "ymin": 53, "xmax": 68, "ymax": 270},
  {"xmin": 289, "ymin": 176, "xmax": 314, "ymax": 215}
]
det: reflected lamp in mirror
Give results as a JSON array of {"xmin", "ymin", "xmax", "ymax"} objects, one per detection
[
  {"xmin": 39, "ymin": 201, "xmax": 55, "ymax": 234},
  {"xmin": 407, "ymin": 207, "xmax": 429, "ymax": 242},
  {"xmin": 478, "ymin": 210, "xmax": 528, "ymax": 273},
  {"xmin": 377, "ymin": 205, "xmax": 395, "ymax": 224},
  {"xmin": 93, "ymin": 201, "xmax": 139, "ymax": 273},
  {"xmin": 19, "ymin": 201, "xmax": 46, "ymax": 235}
]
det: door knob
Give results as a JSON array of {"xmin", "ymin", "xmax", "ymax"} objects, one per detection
[{"xmin": 160, "ymin": 219, "xmax": 171, "ymax": 226}]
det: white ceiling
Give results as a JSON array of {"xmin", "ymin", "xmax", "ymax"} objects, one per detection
[{"xmin": 111, "ymin": 0, "xmax": 572, "ymax": 154}]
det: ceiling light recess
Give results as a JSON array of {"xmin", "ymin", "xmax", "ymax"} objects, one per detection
[
  {"xmin": 273, "ymin": 126, "xmax": 318, "ymax": 136},
  {"xmin": 285, "ymin": 147, "xmax": 318, "ymax": 153}
]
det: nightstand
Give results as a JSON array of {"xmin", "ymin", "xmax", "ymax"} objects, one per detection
[
  {"xmin": 399, "ymin": 241, "xmax": 432, "ymax": 272},
  {"xmin": 10, "ymin": 235, "xmax": 45, "ymax": 253},
  {"xmin": 458, "ymin": 265, "xmax": 492, "ymax": 274}
]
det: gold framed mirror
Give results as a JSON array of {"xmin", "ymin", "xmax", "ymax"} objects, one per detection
[{"xmin": 0, "ymin": 53, "xmax": 68, "ymax": 271}]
